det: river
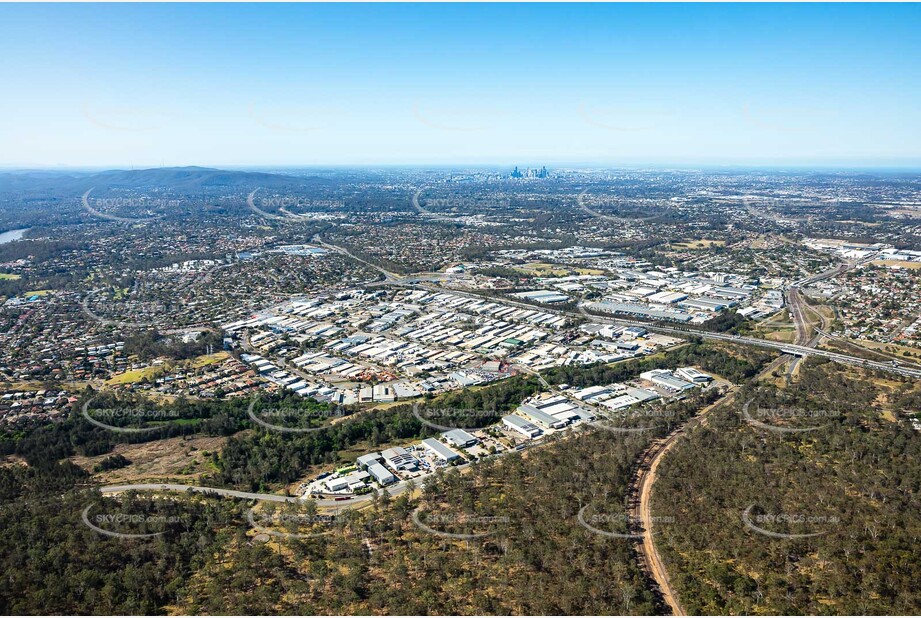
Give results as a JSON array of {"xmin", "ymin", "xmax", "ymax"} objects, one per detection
[{"xmin": 0, "ymin": 228, "xmax": 29, "ymax": 244}]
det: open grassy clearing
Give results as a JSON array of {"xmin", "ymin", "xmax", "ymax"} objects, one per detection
[
  {"xmin": 106, "ymin": 365, "xmax": 166, "ymax": 385},
  {"xmin": 191, "ymin": 351, "xmax": 230, "ymax": 367},
  {"xmin": 835, "ymin": 337, "xmax": 921, "ymax": 361},
  {"xmin": 871, "ymin": 259, "xmax": 921, "ymax": 270},
  {"xmin": 512, "ymin": 262, "xmax": 570, "ymax": 276},
  {"xmin": 671, "ymin": 239, "xmax": 726, "ymax": 249},
  {"xmin": 70, "ymin": 435, "xmax": 229, "ymax": 484}
]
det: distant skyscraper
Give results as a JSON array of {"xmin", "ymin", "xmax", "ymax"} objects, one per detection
[{"xmin": 509, "ymin": 165, "xmax": 548, "ymax": 179}]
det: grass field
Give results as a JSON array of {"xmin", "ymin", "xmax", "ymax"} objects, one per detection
[
  {"xmin": 191, "ymin": 351, "xmax": 230, "ymax": 368},
  {"xmin": 760, "ymin": 329, "xmax": 797, "ymax": 343},
  {"xmin": 839, "ymin": 337, "xmax": 921, "ymax": 361},
  {"xmin": 105, "ymin": 352, "xmax": 228, "ymax": 385},
  {"xmin": 71, "ymin": 435, "xmax": 228, "ymax": 484},
  {"xmin": 757, "ymin": 308, "xmax": 793, "ymax": 327},
  {"xmin": 106, "ymin": 365, "xmax": 165, "ymax": 385},
  {"xmin": 671, "ymin": 239, "xmax": 726, "ymax": 250},
  {"xmin": 0, "ymin": 273, "xmax": 21, "ymax": 280},
  {"xmin": 808, "ymin": 303, "xmax": 836, "ymax": 325},
  {"xmin": 749, "ymin": 235, "xmax": 774, "ymax": 249},
  {"xmin": 871, "ymin": 259, "xmax": 921, "ymax": 270},
  {"xmin": 754, "ymin": 309, "xmax": 797, "ymax": 342},
  {"xmin": 5, "ymin": 380, "xmax": 94, "ymax": 392},
  {"xmin": 513, "ymin": 262, "xmax": 570, "ymax": 276}
]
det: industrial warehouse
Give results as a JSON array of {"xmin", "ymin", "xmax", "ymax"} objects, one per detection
[{"xmin": 301, "ymin": 365, "xmax": 716, "ymax": 498}]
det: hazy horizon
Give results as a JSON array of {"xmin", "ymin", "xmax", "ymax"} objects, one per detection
[
  {"xmin": 2, "ymin": 3, "xmax": 919, "ymax": 168},
  {"xmin": 3, "ymin": 161, "xmax": 921, "ymax": 174}
]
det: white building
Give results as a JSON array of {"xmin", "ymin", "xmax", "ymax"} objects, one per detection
[
  {"xmin": 443, "ymin": 429, "xmax": 478, "ymax": 448},
  {"xmin": 640, "ymin": 370, "xmax": 696, "ymax": 392},
  {"xmin": 367, "ymin": 462, "xmax": 397, "ymax": 485},
  {"xmin": 675, "ymin": 367, "xmax": 712, "ymax": 383},
  {"xmin": 382, "ymin": 446, "xmax": 418, "ymax": 472},
  {"xmin": 325, "ymin": 470, "xmax": 370, "ymax": 492},
  {"xmin": 502, "ymin": 414, "xmax": 542, "ymax": 438},
  {"xmin": 421, "ymin": 437, "xmax": 461, "ymax": 462}
]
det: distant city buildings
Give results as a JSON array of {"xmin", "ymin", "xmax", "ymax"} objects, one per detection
[{"xmin": 510, "ymin": 166, "xmax": 549, "ymax": 179}]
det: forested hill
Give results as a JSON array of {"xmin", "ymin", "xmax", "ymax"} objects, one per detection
[
  {"xmin": 0, "ymin": 166, "xmax": 331, "ymax": 195},
  {"xmin": 652, "ymin": 358, "xmax": 921, "ymax": 615}
]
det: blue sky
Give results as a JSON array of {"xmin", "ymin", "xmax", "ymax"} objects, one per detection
[{"xmin": 1, "ymin": 3, "xmax": 919, "ymax": 168}]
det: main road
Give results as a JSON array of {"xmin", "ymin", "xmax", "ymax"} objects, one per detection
[
  {"xmin": 333, "ymin": 247, "xmax": 920, "ymax": 379},
  {"xmin": 276, "ymin": 239, "xmax": 921, "ymax": 381},
  {"xmin": 461, "ymin": 278, "xmax": 921, "ymax": 379},
  {"xmin": 98, "ymin": 481, "xmax": 413, "ymax": 509}
]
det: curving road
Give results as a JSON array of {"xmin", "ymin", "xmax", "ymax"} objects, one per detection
[
  {"xmin": 99, "ymin": 482, "xmax": 394, "ymax": 508},
  {"xmin": 584, "ymin": 312, "xmax": 921, "ymax": 379},
  {"xmin": 100, "ymin": 483, "xmax": 301, "ymax": 503},
  {"xmin": 100, "ymin": 465, "xmax": 441, "ymax": 510},
  {"xmin": 80, "ymin": 294, "xmax": 218, "ymax": 335},
  {"xmin": 311, "ymin": 234, "xmax": 402, "ymax": 283}
]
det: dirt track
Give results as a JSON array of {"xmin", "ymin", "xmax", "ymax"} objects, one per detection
[
  {"xmin": 629, "ymin": 391, "xmax": 735, "ymax": 616},
  {"xmin": 629, "ymin": 356, "xmax": 787, "ymax": 615}
]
